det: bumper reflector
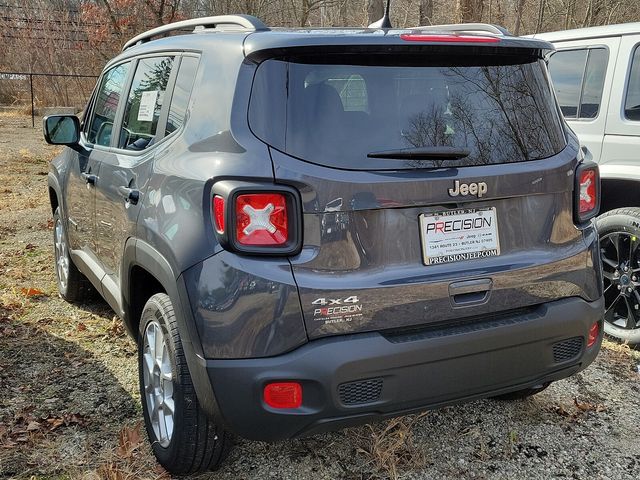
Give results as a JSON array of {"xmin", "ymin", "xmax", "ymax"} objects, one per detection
[
  {"xmin": 587, "ymin": 322, "xmax": 600, "ymax": 348},
  {"xmin": 263, "ymin": 382, "xmax": 302, "ymax": 409}
]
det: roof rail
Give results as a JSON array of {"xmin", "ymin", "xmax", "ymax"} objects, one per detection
[
  {"xmin": 413, "ymin": 23, "xmax": 511, "ymax": 36},
  {"xmin": 122, "ymin": 15, "xmax": 269, "ymax": 51}
]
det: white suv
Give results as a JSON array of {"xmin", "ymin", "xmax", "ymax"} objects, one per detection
[{"xmin": 537, "ymin": 23, "xmax": 640, "ymax": 344}]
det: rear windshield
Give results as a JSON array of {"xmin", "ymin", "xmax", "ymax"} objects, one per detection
[{"xmin": 249, "ymin": 54, "xmax": 566, "ymax": 170}]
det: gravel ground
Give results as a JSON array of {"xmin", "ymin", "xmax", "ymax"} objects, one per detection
[{"xmin": 1, "ymin": 124, "xmax": 640, "ymax": 480}]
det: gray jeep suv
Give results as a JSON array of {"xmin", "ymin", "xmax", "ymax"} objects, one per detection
[{"xmin": 44, "ymin": 15, "xmax": 604, "ymax": 474}]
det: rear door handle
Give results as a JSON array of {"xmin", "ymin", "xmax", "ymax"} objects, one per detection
[
  {"xmin": 81, "ymin": 172, "xmax": 97, "ymax": 185},
  {"xmin": 117, "ymin": 186, "xmax": 140, "ymax": 205}
]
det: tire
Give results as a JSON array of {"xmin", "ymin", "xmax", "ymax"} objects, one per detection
[
  {"xmin": 138, "ymin": 293, "xmax": 231, "ymax": 474},
  {"xmin": 491, "ymin": 382, "xmax": 551, "ymax": 401},
  {"xmin": 596, "ymin": 207, "xmax": 640, "ymax": 345},
  {"xmin": 52, "ymin": 207, "xmax": 92, "ymax": 302}
]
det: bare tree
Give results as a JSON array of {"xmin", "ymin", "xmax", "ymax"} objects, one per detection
[
  {"xmin": 459, "ymin": 0, "xmax": 484, "ymax": 22},
  {"xmin": 367, "ymin": 0, "xmax": 384, "ymax": 24},
  {"xmin": 514, "ymin": 0, "xmax": 526, "ymax": 35},
  {"xmin": 418, "ymin": 0, "xmax": 434, "ymax": 25}
]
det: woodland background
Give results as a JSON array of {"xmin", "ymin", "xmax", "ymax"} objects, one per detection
[{"xmin": 1, "ymin": 0, "xmax": 639, "ymax": 75}]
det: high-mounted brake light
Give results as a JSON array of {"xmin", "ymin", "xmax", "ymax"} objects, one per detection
[
  {"xmin": 574, "ymin": 162, "xmax": 600, "ymax": 223},
  {"xmin": 236, "ymin": 193, "xmax": 288, "ymax": 246},
  {"xmin": 400, "ymin": 33, "xmax": 500, "ymax": 43},
  {"xmin": 263, "ymin": 382, "xmax": 302, "ymax": 409}
]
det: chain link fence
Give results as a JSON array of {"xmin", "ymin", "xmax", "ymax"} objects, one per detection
[{"xmin": 0, "ymin": 72, "xmax": 97, "ymax": 129}]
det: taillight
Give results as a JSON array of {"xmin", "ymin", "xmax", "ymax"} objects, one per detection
[
  {"xmin": 574, "ymin": 162, "xmax": 600, "ymax": 223},
  {"xmin": 400, "ymin": 33, "xmax": 500, "ymax": 43},
  {"xmin": 210, "ymin": 181, "xmax": 301, "ymax": 255},
  {"xmin": 236, "ymin": 193, "xmax": 288, "ymax": 246},
  {"xmin": 213, "ymin": 195, "xmax": 225, "ymax": 234},
  {"xmin": 263, "ymin": 382, "xmax": 302, "ymax": 409},
  {"xmin": 587, "ymin": 321, "xmax": 600, "ymax": 348}
]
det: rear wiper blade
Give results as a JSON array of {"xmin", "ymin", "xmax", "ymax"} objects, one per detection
[{"xmin": 367, "ymin": 146, "xmax": 470, "ymax": 160}]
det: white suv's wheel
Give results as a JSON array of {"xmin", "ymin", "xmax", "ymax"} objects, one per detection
[
  {"xmin": 596, "ymin": 208, "xmax": 640, "ymax": 345},
  {"xmin": 138, "ymin": 293, "xmax": 231, "ymax": 474}
]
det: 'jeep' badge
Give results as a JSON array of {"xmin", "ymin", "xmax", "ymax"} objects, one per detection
[{"xmin": 448, "ymin": 180, "xmax": 488, "ymax": 198}]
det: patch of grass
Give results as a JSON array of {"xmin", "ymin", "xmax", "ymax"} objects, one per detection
[{"xmin": 350, "ymin": 414, "xmax": 427, "ymax": 480}]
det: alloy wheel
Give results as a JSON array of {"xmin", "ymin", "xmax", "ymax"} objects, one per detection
[
  {"xmin": 142, "ymin": 321, "xmax": 175, "ymax": 447},
  {"xmin": 601, "ymin": 232, "xmax": 640, "ymax": 331},
  {"xmin": 54, "ymin": 218, "xmax": 69, "ymax": 291}
]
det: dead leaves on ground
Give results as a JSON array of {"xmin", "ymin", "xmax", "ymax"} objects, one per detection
[
  {"xmin": 116, "ymin": 422, "xmax": 143, "ymax": 459},
  {"xmin": 20, "ymin": 287, "xmax": 45, "ymax": 298},
  {"xmin": 0, "ymin": 408, "xmax": 89, "ymax": 448},
  {"xmin": 549, "ymin": 396, "xmax": 607, "ymax": 421},
  {"xmin": 96, "ymin": 423, "xmax": 170, "ymax": 480}
]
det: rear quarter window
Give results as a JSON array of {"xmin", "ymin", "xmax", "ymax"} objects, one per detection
[{"xmin": 625, "ymin": 45, "xmax": 640, "ymax": 121}]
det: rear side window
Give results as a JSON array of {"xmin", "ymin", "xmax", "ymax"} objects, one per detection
[
  {"xmin": 625, "ymin": 45, "xmax": 640, "ymax": 121},
  {"xmin": 119, "ymin": 56, "xmax": 174, "ymax": 150},
  {"xmin": 87, "ymin": 62, "xmax": 130, "ymax": 146},
  {"xmin": 249, "ymin": 54, "xmax": 566, "ymax": 170},
  {"xmin": 548, "ymin": 48, "xmax": 608, "ymax": 119},
  {"xmin": 165, "ymin": 56, "xmax": 199, "ymax": 136}
]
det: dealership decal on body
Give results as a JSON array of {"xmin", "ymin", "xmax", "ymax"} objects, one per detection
[{"xmin": 312, "ymin": 296, "xmax": 364, "ymax": 324}]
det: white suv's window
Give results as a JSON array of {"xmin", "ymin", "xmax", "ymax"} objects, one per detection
[
  {"xmin": 548, "ymin": 48, "xmax": 608, "ymax": 119},
  {"xmin": 625, "ymin": 45, "xmax": 640, "ymax": 121},
  {"xmin": 580, "ymin": 49, "xmax": 608, "ymax": 118}
]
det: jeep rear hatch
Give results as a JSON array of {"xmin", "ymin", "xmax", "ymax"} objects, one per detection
[{"xmin": 245, "ymin": 41, "xmax": 599, "ymax": 340}]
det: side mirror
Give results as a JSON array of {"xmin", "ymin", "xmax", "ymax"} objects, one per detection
[{"xmin": 43, "ymin": 115, "xmax": 80, "ymax": 146}]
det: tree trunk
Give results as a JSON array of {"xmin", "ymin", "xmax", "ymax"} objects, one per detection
[
  {"xmin": 367, "ymin": 0, "xmax": 384, "ymax": 25},
  {"xmin": 418, "ymin": 0, "xmax": 433, "ymax": 26},
  {"xmin": 493, "ymin": 0, "xmax": 506, "ymax": 27},
  {"xmin": 536, "ymin": 0, "xmax": 545, "ymax": 33},
  {"xmin": 459, "ymin": 0, "xmax": 485, "ymax": 23},
  {"xmin": 514, "ymin": 0, "xmax": 525, "ymax": 35}
]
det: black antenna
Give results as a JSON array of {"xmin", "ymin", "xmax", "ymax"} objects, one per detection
[{"xmin": 368, "ymin": 0, "xmax": 392, "ymax": 29}]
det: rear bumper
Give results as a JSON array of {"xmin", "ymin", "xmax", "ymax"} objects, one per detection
[{"xmin": 205, "ymin": 296, "xmax": 603, "ymax": 441}]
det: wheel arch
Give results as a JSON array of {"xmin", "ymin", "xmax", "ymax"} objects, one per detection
[
  {"xmin": 47, "ymin": 172, "xmax": 62, "ymax": 217},
  {"xmin": 600, "ymin": 176, "xmax": 640, "ymax": 214},
  {"xmin": 122, "ymin": 239, "xmax": 222, "ymax": 419}
]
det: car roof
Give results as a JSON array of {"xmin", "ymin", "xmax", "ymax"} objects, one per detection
[
  {"xmin": 112, "ymin": 15, "xmax": 553, "ymax": 66},
  {"xmin": 531, "ymin": 22, "xmax": 640, "ymax": 43}
]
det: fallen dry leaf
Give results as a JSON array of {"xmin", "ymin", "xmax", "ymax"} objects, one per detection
[
  {"xmin": 550, "ymin": 404, "xmax": 571, "ymax": 417},
  {"xmin": 46, "ymin": 418, "xmax": 64, "ymax": 431},
  {"xmin": 116, "ymin": 422, "xmax": 143, "ymax": 459},
  {"xmin": 20, "ymin": 287, "xmax": 44, "ymax": 297},
  {"xmin": 26, "ymin": 421, "xmax": 41, "ymax": 432},
  {"xmin": 574, "ymin": 397, "xmax": 607, "ymax": 413},
  {"xmin": 45, "ymin": 413, "xmax": 88, "ymax": 432}
]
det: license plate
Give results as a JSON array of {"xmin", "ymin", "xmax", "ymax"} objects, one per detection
[{"xmin": 419, "ymin": 208, "xmax": 500, "ymax": 265}]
